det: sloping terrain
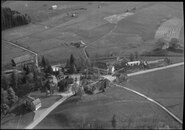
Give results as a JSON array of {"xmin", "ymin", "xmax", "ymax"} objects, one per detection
[
  {"xmin": 34, "ymin": 86, "xmax": 181, "ymax": 129},
  {"xmin": 2, "ymin": 2, "xmax": 183, "ymax": 66}
]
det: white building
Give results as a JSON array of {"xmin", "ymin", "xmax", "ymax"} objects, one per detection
[
  {"xmin": 51, "ymin": 5, "xmax": 57, "ymax": 10},
  {"xmin": 126, "ymin": 61, "xmax": 141, "ymax": 66}
]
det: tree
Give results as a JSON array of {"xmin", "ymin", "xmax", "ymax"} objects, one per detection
[
  {"xmin": 41, "ymin": 56, "xmax": 47, "ymax": 68},
  {"xmin": 169, "ymin": 38, "xmax": 179, "ymax": 50},
  {"xmin": 155, "ymin": 38, "xmax": 167, "ymax": 50},
  {"xmin": 7, "ymin": 87, "xmax": 18, "ymax": 107},
  {"xmin": 134, "ymin": 51, "xmax": 139, "ymax": 60},
  {"xmin": 1, "ymin": 103, "xmax": 10, "ymax": 116},
  {"xmin": 129, "ymin": 53, "xmax": 134, "ymax": 61},
  {"xmin": 69, "ymin": 54, "xmax": 75, "ymax": 65},
  {"xmin": 1, "ymin": 88, "xmax": 9, "ymax": 105},
  {"xmin": 111, "ymin": 114, "xmax": 117, "ymax": 129},
  {"xmin": 1, "ymin": 75, "xmax": 9, "ymax": 90},
  {"xmin": 11, "ymin": 71, "xmax": 18, "ymax": 91}
]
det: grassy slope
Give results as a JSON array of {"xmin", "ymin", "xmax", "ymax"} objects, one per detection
[
  {"xmin": 127, "ymin": 65, "xmax": 184, "ymax": 120},
  {"xmin": 35, "ymin": 87, "xmax": 181, "ymax": 129},
  {"xmin": 2, "ymin": 2, "xmax": 183, "ymax": 65}
]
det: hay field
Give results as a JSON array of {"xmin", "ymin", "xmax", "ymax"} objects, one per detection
[{"xmin": 2, "ymin": 2, "xmax": 183, "ymax": 66}]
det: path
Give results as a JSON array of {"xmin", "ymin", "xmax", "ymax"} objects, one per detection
[{"xmin": 102, "ymin": 62, "xmax": 184, "ymax": 125}]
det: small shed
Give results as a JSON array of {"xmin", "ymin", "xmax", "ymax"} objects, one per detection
[{"xmin": 24, "ymin": 96, "xmax": 41, "ymax": 111}]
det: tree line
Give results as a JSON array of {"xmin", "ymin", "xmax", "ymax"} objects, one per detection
[{"xmin": 2, "ymin": 7, "xmax": 31, "ymax": 30}]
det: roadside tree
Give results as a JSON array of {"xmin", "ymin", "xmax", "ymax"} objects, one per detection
[{"xmin": 129, "ymin": 53, "xmax": 134, "ymax": 61}]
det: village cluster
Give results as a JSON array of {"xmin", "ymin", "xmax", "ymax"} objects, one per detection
[{"xmin": 2, "ymin": 49, "xmax": 172, "ymax": 113}]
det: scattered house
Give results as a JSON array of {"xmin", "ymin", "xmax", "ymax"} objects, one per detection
[
  {"xmin": 162, "ymin": 42, "xmax": 169, "ymax": 49},
  {"xmin": 107, "ymin": 64, "xmax": 115, "ymax": 74},
  {"xmin": 70, "ymin": 40, "xmax": 86, "ymax": 48},
  {"xmin": 12, "ymin": 54, "xmax": 35, "ymax": 67},
  {"xmin": 51, "ymin": 65, "xmax": 62, "ymax": 72},
  {"xmin": 94, "ymin": 62, "xmax": 108, "ymax": 70},
  {"xmin": 47, "ymin": 75, "xmax": 58, "ymax": 86},
  {"xmin": 126, "ymin": 61, "xmax": 141, "ymax": 66},
  {"xmin": 24, "ymin": 95, "xmax": 41, "ymax": 111},
  {"xmin": 51, "ymin": 5, "xmax": 57, "ymax": 10},
  {"xmin": 144, "ymin": 59, "xmax": 167, "ymax": 68},
  {"xmin": 70, "ymin": 74, "xmax": 81, "ymax": 85}
]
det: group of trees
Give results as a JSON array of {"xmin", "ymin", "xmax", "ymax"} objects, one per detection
[
  {"xmin": 2, "ymin": 7, "xmax": 31, "ymax": 30},
  {"xmin": 1, "ymin": 63, "xmax": 43, "ymax": 117},
  {"xmin": 129, "ymin": 51, "xmax": 139, "ymax": 61},
  {"xmin": 1, "ymin": 85, "xmax": 18, "ymax": 118}
]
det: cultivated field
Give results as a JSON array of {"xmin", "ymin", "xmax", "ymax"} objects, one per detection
[
  {"xmin": 34, "ymin": 86, "xmax": 181, "ymax": 129},
  {"xmin": 2, "ymin": 2, "xmax": 183, "ymax": 66},
  {"xmin": 155, "ymin": 18, "xmax": 184, "ymax": 41},
  {"xmin": 126, "ymin": 65, "xmax": 184, "ymax": 120}
]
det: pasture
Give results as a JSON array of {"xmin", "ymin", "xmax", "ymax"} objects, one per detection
[
  {"xmin": 2, "ymin": 2, "xmax": 183, "ymax": 66},
  {"xmin": 34, "ymin": 86, "xmax": 181, "ymax": 129},
  {"xmin": 127, "ymin": 65, "xmax": 184, "ymax": 120}
]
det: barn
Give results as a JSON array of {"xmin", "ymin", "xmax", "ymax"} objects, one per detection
[{"xmin": 12, "ymin": 54, "xmax": 35, "ymax": 67}]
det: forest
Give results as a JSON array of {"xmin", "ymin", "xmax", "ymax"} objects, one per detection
[{"xmin": 2, "ymin": 7, "xmax": 31, "ymax": 30}]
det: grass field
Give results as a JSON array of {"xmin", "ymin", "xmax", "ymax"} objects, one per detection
[
  {"xmin": 34, "ymin": 86, "xmax": 181, "ymax": 129},
  {"xmin": 2, "ymin": 2, "xmax": 183, "ymax": 66},
  {"xmin": 126, "ymin": 65, "xmax": 184, "ymax": 120}
]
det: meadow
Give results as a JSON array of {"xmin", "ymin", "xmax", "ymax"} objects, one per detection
[
  {"xmin": 34, "ymin": 86, "xmax": 181, "ymax": 129},
  {"xmin": 2, "ymin": 2, "xmax": 184, "ymax": 66},
  {"xmin": 127, "ymin": 65, "xmax": 184, "ymax": 120}
]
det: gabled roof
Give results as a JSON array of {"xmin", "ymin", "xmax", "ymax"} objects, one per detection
[{"xmin": 13, "ymin": 54, "xmax": 34, "ymax": 65}]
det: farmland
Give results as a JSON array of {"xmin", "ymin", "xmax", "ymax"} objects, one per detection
[
  {"xmin": 34, "ymin": 86, "xmax": 181, "ymax": 129},
  {"xmin": 2, "ymin": 2, "xmax": 183, "ymax": 67},
  {"xmin": 126, "ymin": 65, "xmax": 184, "ymax": 120},
  {"xmin": 155, "ymin": 18, "xmax": 184, "ymax": 41}
]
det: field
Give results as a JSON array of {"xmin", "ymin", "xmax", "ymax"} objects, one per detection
[
  {"xmin": 126, "ymin": 65, "xmax": 184, "ymax": 120},
  {"xmin": 34, "ymin": 86, "xmax": 181, "ymax": 129},
  {"xmin": 2, "ymin": 2, "xmax": 184, "ymax": 67},
  {"xmin": 155, "ymin": 18, "xmax": 184, "ymax": 41}
]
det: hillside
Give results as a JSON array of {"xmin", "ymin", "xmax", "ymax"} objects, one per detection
[{"xmin": 2, "ymin": 2, "xmax": 183, "ymax": 66}]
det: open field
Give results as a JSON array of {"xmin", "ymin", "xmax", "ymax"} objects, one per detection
[
  {"xmin": 2, "ymin": 2, "xmax": 183, "ymax": 66},
  {"xmin": 34, "ymin": 86, "xmax": 181, "ymax": 129},
  {"xmin": 126, "ymin": 65, "xmax": 184, "ymax": 120}
]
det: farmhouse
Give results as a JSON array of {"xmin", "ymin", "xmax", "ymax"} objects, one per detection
[{"xmin": 24, "ymin": 95, "xmax": 41, "ymax": 111}]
